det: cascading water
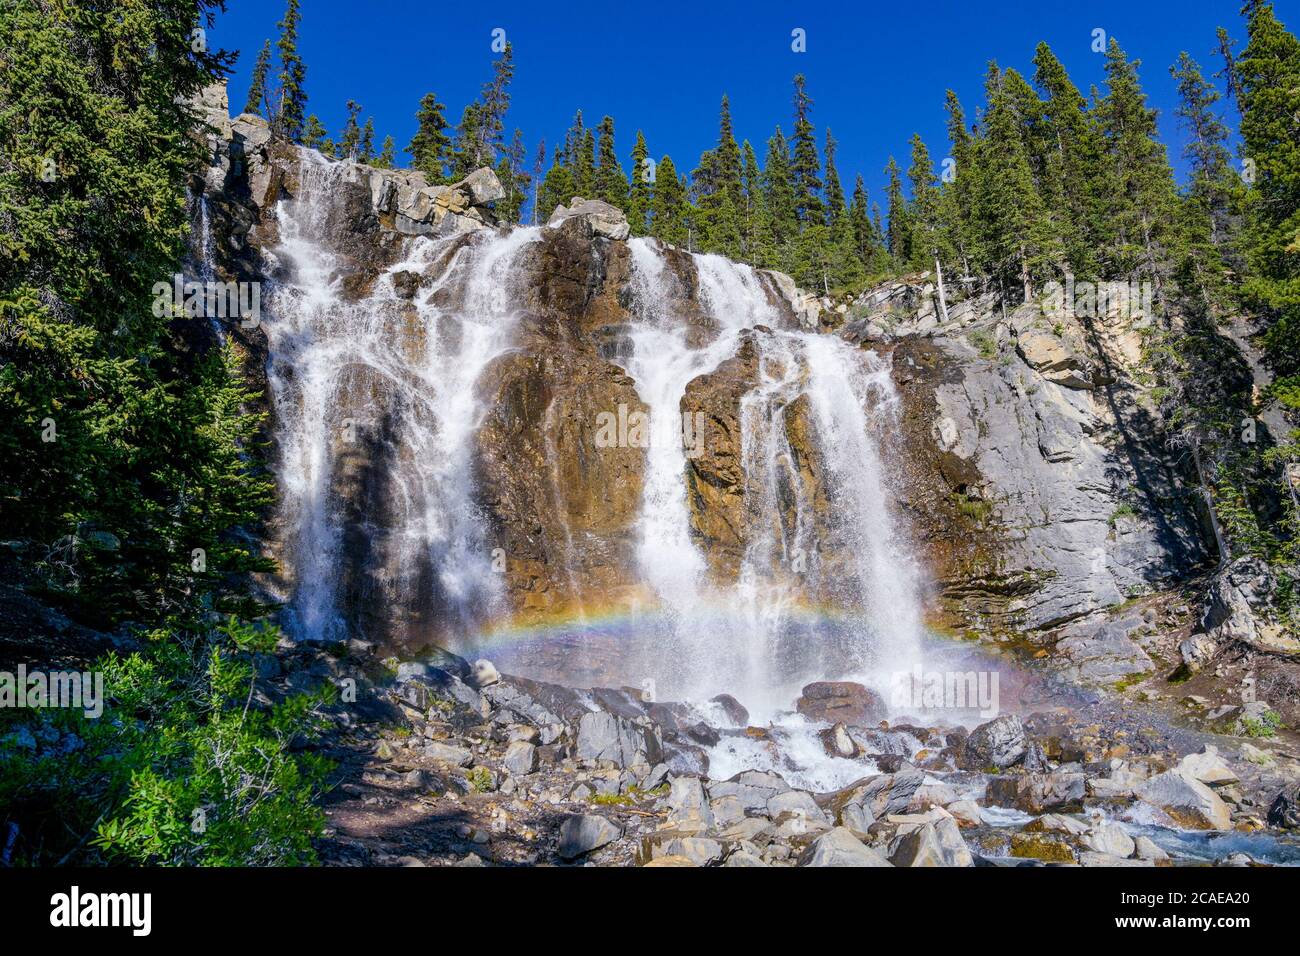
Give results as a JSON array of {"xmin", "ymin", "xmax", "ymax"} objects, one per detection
[
  {"xmin": 264, "ymin": 151, "xmax": 540, "ymax": 645},
  {"xmin": 618, "ymin": 237, "xmax": 925, "ymax": 718}
]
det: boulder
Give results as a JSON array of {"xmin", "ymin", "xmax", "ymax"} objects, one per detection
[
  {"xmin": 557, "ymin": 814, "xmax": 622, "ymax": 859},
  {"xmin": 1177, "ymin": 745, "xmax": 1238, "ymax": 788},
  {"xmin": 708, "ymin": 769, "xmax": 791, "ymax": 812},
  {"xmin": 795, "ymin": 681, "xmax": 885, "ymax": 725},
  {"xmin": 547, "ymin": 197, "xmax": 630, "ymax": 241},
  {"xmin": 888, "ymin": 814, "xmax": 974, "ymax": 867},
  {"xmin": 708, "ymin": 694, "xmax": 750, "ymax": 727},
  {"xmin": 502, "ymin": 740, "xmax": 537, "ymax": 776},
  {"xmin": 664, "ymin": 775, "xmax": 714, "ymax": 833},
  {"xmin": 453, "ymin": 166, "xmax": 506, "ymax": 206},
  {"xmin": 798, "ymin": 827, "xmax": 894, "ymax": 867},
  {"xmin": 576, "ymin": 710, "xmax": 663, "ymax": 770},
  {"xmin": 986, "ymin": 772, "xmax": 1086, "ymax": 813},
  {"xmin": 958, "ymin": 714, "xmax": 1026, "ymax": 770},
  {"xmin": 1267, "ymin": 786, "xmax": 1300, "ymax": 829},
  {"xmin": 1016, "ymin": 328, "xmax": 1095, "ymax": 389},
  {"xmin": 1082, "ymin": 822, "xmax": 1136, "ymax": 859},
  {"xmin": 1138, "ymin": 769, "xmax": 1232, "ymax": 830}
]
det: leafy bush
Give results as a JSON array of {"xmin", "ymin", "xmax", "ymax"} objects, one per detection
[{"xmin": 0, "ymin": 617, "xmax": 334, "ymax": 866}]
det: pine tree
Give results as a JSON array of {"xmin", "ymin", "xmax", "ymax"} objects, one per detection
[
  {"xmin": 974, "ymin": 63, "xmax": 1061, "ymax": 300},
  {"xmin": 338, "ymin": 100, "xmax": 362, "ymax": 159},
  {"xmin": 1171, "ymin": 50, "xmax": 1244, "ymax": 298},
  {"xmin": 943, "ymin": 90, "xmax": 980, "ymax": 277},
  {"xmin": 740, "ymin": 140, "xmax": 766, "ymax": 263},
  {"xmin": 243, "ymin": 39, "xmax": 272, "ymax": 117},
  {"xmin": 576, "ymin": 128, "xmax": 597, "ymax": 197},
  {"xmin": 537, "ymin": 147, "xmax": 574, "ymax": 222},
  {"xmin": 473, "ymin": 42, "xmax": 515, "ymax": 168},
  {"xmin": 358, "ymin": 117, "xmax": 375, "ymax": 163},
  {"xmin": 628, "ymin": 130, "xmax": 652, "ymax": 235},
  {"xmin": 1032, "ymin": 42, "xmax": 1110, "ymax": 278},
  {"xmin": 789, "ymin": 74, "xmax": 824, "ymax": 225},
  {"xmin": 693, "ymin": 97, "xmax": 745, "ymax": 258},
  {"xmin": 407, "ymin": 92, "xmax": 453, "ymax": 183},
  {"xmin": 532, "ymin": 139, "xmax": 548, "ymax": 225},
  {"xmin": 376, "ymin": 135, "xmax": 396, "ymax": 169},
  {"xmin": 885, "ymin": 156, "xmax": 910, "ymax": 266},
  {"xmin": 823, "ymin": 128, "xmax": 846, "ymax": 223},
  {"xmin": 272, "ymin": 0, "xmax": 307, "ymax": 141},
  {"xmin": 907, "ymin": 133, "xmax": 955, "ymax": 275},
  {"xmin": 849, "ymin": 175, "xmax": 876, "ymax": 270},
  {"xmin": 763, "ymin": 126, "xmax": 798, "ymax": 267},
  {"xmin": 650, "ymin": 155, "xmax": 689, "ymax": 247},
  {"xmin": 1236, "ymin": 2, "xmax": 1300, "ymax": 392},
  {"xmin": 1096, "ymin": 39, "xmax": 1182, "ymax": 283},
  {"xmin": 595, "ymin": 115, "xmax": 629, "ymax": 209},
  {"xmin": 451, "ymin": 102, "xmax": 483, "ymax": 179},
  {"xmin": 495, "ymin": 128, "xmax": 531, "ymax": 223},
  {"xmin": 302, "ymin": 114, "xmax": 329, "ymax": 153}
]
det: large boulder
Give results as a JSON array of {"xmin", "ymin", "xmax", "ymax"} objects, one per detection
[
  {"xmin": 795, "ymin": 681, "xmax": 886, "ymax": 726},
  {"xmin": 547, "ymin": 197, "xmax": 630, "ymax": 241},
  {"xmin": 1267, "ymin": 786, "xmax": 1300, "ymax": 829},
  {"xmin": 957, "ymin": 714, "xmax": 1026, "ymax": 770},
  {"xmin": 1137, "ymin": 768, "xmax": 1232, "ymax": 830},
  {"xmin": 557, "ymin": 814, "xmax": 622, "ymax": 859},
  {"xmin": 888, "ymin": 813, "xmax": 974, "ymax": 867},
  {"xmin": 575, "ymin": 710, "xmax": 663, "ymax": 771},
  {"xmin": 798, "ymin": 827, "xmax": 894, "ymax": 867}
]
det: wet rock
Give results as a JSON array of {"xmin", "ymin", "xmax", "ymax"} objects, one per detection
[
  {"xmin": 957, "ymin": 714, "xmax": 1026, "ymax": 770},
  {"xmin": 795, "ymin": 681, "xmax": 886, "ymax": 726},
  {"xmin": 832, "ymin": 768, "xmax": 924, "ymax": 822},
  {"xmin": 1009, "ymin": 832, "xmax": 1076, "ymax": 863},
  {"xmin": 1079, "ymin": 851, "xmax": 1152, "ymax": 867},
  {"xmin": 1138, "ymin": 769, "xmax": 1232, "ymax": 830},
  {"xmin": 1082, "ymin": 822, "xmax": 1135, "ymax": 859},
  {"xmin": 798, "ymin": 827, "xmax": 894, "ymax": 867},
  {"xmin": 709, "ymin": 694, "xmax": 749, "ymax": 727},
  {"xmin": 767, "ymin": 789, "xmax": 831, "ymax": 829},
  {"xmin": 1134, "ymin": 836, "xmax": 1169, "ymax": 861},
  {"xmin": 986, "ymin": 772, "xmax": 1085, "ymax": 813},
  {"xmin": 557, "ymin": 814, "xmax": 622, "ymax": 859},
  {"xmin": 945, "ymin": 800, "xmax": 983, "ymax": 828},
  {"xmin": 822, "ymin": 722, "xmax": 858, "ymax": 758},
  {"xmin": 471, "ymin": 659, "xmax": 500, "ymax": 687}
]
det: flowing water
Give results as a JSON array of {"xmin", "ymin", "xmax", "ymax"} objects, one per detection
[
  {"xmin": 264, "ymin": 152, "xmax": 541, "ymax": 645},
  {"xmin": 259, "ymin": 161, "xmax": 925, "ymax": 719}
]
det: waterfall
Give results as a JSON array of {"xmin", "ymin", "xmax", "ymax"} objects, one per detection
[
  {"xmin": 621, "ymin": 238, "xmax": 924, "ymax": 717},
  {"xmin": 264, "ymin": 152, "xmax": 540, "ymax": 645}
]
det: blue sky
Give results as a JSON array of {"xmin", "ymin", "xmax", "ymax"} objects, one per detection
[{"xmin": 213, "ymin": 0, "xmax": 1297, "ymax": 211}]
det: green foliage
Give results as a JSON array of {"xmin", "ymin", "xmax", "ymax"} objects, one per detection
[
  {"xmin": 272, "ymin": 0, "xmax": 307, "ymax": 141},
  {"xmin": 0, "ymin": 618, "xmax": 333, "ymax": 865},
  {"xmin": 243, "ymin": 39, "xmax": 272, "ymax": 117},
  {"xmin": 406, "ymin": 92, "xmax": 452, "ymax": 183}
]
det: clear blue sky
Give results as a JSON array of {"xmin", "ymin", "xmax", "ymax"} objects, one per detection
[{"xmin": 213, "ymin": 0, "xmax": 1297, "ymax": 211}]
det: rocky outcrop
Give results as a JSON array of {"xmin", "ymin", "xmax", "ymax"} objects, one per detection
[{"xmin": 546, "ymin": 197, "xmax": 630, "ymax": 241}]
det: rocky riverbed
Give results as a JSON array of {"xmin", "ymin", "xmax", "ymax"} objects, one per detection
[{"xmin": 260, "ymin": 628, "xmax": 1300, "ymax": 868}]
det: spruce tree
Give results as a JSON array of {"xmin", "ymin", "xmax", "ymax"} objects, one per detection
[
  {"xmin": 376, "ymin": 135, "xmax": 396, "ymax": 169},
  {"xmin": 763, "ymin": 126, "xmax": 798, "ymax": 268},
  {"xmin": 907, "ymin": 133, "xmax": 955, "ymax": 275},
  {"xmin": 595, "ymin": 115, "xmax": 630, "ymax": 209},
  {"xmin": 974, "ymin": 63, "xmax": 1061, "ymax": 300},
  {"xmin": 628, "ymin": 130, "xmax": 652, "ymax": 235},
  {"xmin": 1032, "ymin": 43, "xmax": 1109, "ymax": 278},
  {"xmin": 576, "ymin": 128, "xmax": 597, "ymax": 197},
  {"xmin": 650, "ymin": 155, "xmax": 689, "ymax": 247},
  {"xmin": 789, "ymin": 74, "xmax": 824, "ymax": 225},
  {"xmin": 407, "ymin": 92, "xmax": 453, "ymax": 183},
  {"xmin": 943, "ymin": 90, "xmax": 980, "ymax": 277},
  {"xmin": 358, "ymin": 116, "xmax": 375, "ymax": 163},
  {"xmin": 243, "ymin": 39, "xmax": 272, "ymax": 117},
  {"xmin": 451, "ymin": 102, "xmax": 483, "ymax": 179},
  {"xmin": 537, "ymin": 147, "xmax": 574, "ymax": 222},
  {"xmin": 885, "ymin": 156, "xmax": 911, "ymax": 267},
  {"xmin": 1096, "ymin": 39, "xmax": 1182, "ymax": 282},
  {"xmin": 273, "ymin": 0, "xmax": 307, "ymax": 141},
  {"xmin": 338, "ymin": 100, "xmax": 362, "ymax": 159},
  {"xmin": 849, "ymin": 175, "xmax": 876, "ymax": 271},
  {"xmin": 1236, "ymin": 2, "xmax": 1300, "ymax": 392},
  {"xmin": 302, "ymin": 114, "xmax": 329, "ymax": 152},
  {"xmin": 741, "ymin": 140, "xmax": 766, "ymax": 263}
]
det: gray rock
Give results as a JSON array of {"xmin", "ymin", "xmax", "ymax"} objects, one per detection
[
  {"xmin": 1177, "ymin": 745, "xmax": 1238, "ymax": 788},
  {"xmin": 798, "ymin": 827, "xmax": 894, "ymax": 867},
  {"xmin": 889, "ymin": 814, "xmax": 973, "ymax": 867},
  {"xmin": 1138, "ymin": 769, "xmax": 1232, "ymax": 830},
  {"xmin": 1134, "ymin": 836, "xmax": 1169, "ymax": 861},
  {"xmin": 708, "ymin": 769, "xmax": 791, "ymax": 812},
  {"xmin": 452, "ymin": 167, "xmax": 505, "ymax": 206},
  {"xmin": 709, "ymin": 694, "xmax": 749, "ymax": 727},
  {"xmin": 423, "ymin": 741, "xmax": 473, "ymax": 767},
  {"xmin": 664, "ymin": 775, "xmax": 714, "ymax": 833},
  {"xmin": 795, "ymin": 681, "xmax": 885, "ymax": 725},
  {"xmin": 547, "ymin": 197, "xmax": 630, "ymax": 241},
  {"xmin": 557, "ymin": 814, "xmax": 622, "ymax": 860},
  {"xmin": 958, "ymin": 714, "xmax": 1026, "ymax": 770},
  {"xmin": 723, "ymin": 850, "xmax": 769, "ymax": 867},
  {"xmin": 1082, "ymin": 822, "xmax": 1135, "ymax": 858},
  {"xmin": 576, "ymin": 710, "xmax": 663, "ymax": 770},
  {"xmin": 502, "ymin": 740, "xmax": 537, "ymax": 776},
  {"xmin": 767, "ymin": 789, "xmax": 831, "ymax": 828}
]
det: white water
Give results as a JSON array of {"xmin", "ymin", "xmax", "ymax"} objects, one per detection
[
  {"xmin": 620, "ymin": 238, "xmax": 925, "ymax": 719},
  {"xmin": 264, "ymin": 152, "xmax": 540, "ymax": 643}
]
